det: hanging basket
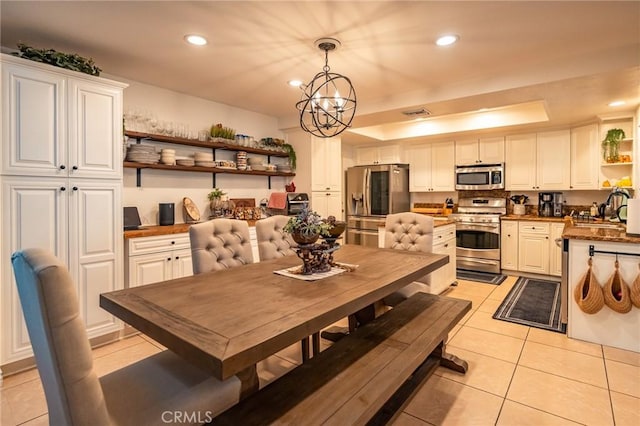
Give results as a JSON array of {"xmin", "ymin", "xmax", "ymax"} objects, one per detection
[
  {"xmin": 573, "ymin": 258, "xmax": 604, "ymax": 314},
  {"xmin": 630, "ymin": 267, "xmax": 640, "ymax": 309},
  {"xmin": 603, "ymin": 261, "xmax": 632, "ymax": 313}
]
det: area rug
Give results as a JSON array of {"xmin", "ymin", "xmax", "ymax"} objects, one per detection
[
  {"xmin": 456, "ymin": 269, "xmax": 507, "ymax": 285},
  {"xmin": 493, "ymin": 277, "xmax": 566, "ymax": 333}
]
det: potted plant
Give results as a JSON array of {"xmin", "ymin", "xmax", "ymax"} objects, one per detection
[
  {"xmin": 283, "ymin": 207, "xmax": 330, "ymax": 244},
  {"xmin": 602, "ymin": 128, "xmax": 626, "ymax": 163},
  {"xmin": 207, "ymin": 188, "xmax": 226, "ymax": 216},
  {"xmin": 282, "ymin": 143, "xmax": 297, "ymax": 170}
]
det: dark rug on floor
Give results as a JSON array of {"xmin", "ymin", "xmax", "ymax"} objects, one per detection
[
  {"xmin": 456, "ymin": 269, "xmax": 507, "ymax": 285},
  {"xmin": 493, "ymin": 277, "xmax": 566, "ymax": 334}
]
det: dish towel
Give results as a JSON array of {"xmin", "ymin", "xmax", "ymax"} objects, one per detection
[{"xmin": 268, "ymin": 192, "xmax": 287, "ymax": 209}]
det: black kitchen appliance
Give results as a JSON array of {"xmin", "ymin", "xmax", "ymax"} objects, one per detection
[
  {"xmin": 538, "ymin": 192, "xmax": 563, "ymax": 217},
  {"xmin": 123, "ymin": 207, "xmax": 142, "ymax": 230},
  {"xmin": 159, "ymin": 203, "xmax": 175, "ymax": 226}
]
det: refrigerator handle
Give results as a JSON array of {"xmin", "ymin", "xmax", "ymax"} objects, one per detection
[{"xmin": 364, "ymin": 168, "xmax": 371, "ymax": 215}]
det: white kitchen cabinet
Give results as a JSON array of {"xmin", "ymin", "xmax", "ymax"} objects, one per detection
[
  {"xmin": 570, "ymin": 124, "xmax": 600, "ymax": 190},
  {"xmin": 455, "ymin": 137, "xmax": 504, "ymax": 165},
  {"xmin": 1, "ymin": 54, "xmax": 125, "ymax": 179},
  {"xmin": 506, "ymin": 131, "xmax": 570, "ymax": 190},
  {"xmin": 428, "ymin": 223, "xmax": 457, "ymax": 294},
  {"xmin": 549, "ymin": 222, "xmax": 564, "ymax": 277},
  {"xmin": 500, "ymin": 221, "xmax": 519, "ymax": 271},
  {"xmin": 355, "ymin": 145, "xmax": 400, "ymax": 165},
  {"xmin": 405, "ymin": 141, "xmax": 455, "ymax": 192},
  {"xmin": 126, "ymin": 233, "xmax": 193, "ymax": 288},
  {"xmin": 311, "ymin": 191, "xmax": 342, "ymax": 219},
  {"xmin": 1, "ymin": 177, "xmax": 122, "ymax": 362},
  {"xmin": 311, "ymin": 136, "xmax": 341, "ymax": 192},
  {"xmin": 518, "ymin": 222, "xmax": 551, "ymax": 274}
]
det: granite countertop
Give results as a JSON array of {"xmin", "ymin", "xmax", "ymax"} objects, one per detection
[
  {"xmin": 562, "ymin": 219, "xmax": 640, "ymax": 244},
  {"xmin": 124, "ymin": 220, "xmax": 258, "ymax": 239},
  {"xmin": 501, "ymin": 215, "xmax": 565, "ymax": 222}
]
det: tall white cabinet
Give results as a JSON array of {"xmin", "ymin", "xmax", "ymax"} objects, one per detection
[
  {"xmin": 311, "ymin": 136, "xmax": 343, "ymax": 218},
  {"xmin": 0, "ymin": 54, "xmax": 127, "ymax": 366}
]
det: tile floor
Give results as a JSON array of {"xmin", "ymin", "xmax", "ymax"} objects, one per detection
[{"xmin": 1, "ymin": 276, "xmax": 639, "ymax": 425}]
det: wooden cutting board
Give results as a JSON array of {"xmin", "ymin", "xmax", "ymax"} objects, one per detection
[{"xmin": 411, "ymin": 207, "xmax": 443, "ymax": 214}]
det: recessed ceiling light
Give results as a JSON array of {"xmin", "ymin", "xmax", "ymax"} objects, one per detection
[
  {"xmin": 608, "ymin": 100, "xmax": 626, "ymax": 107},
  {"xmin": 436, "ymin": 34, "xmax": 459, "ymax": 46},
  {"xmin": 288, "ymin": 80, "xmax": 303, "ymax": 87},
  {"xmin": 184, "ymin": 34, "xmax": 207, "ymax": 46}
]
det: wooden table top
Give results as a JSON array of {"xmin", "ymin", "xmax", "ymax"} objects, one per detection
[{"xmin": 100, "ymin": 244, "xmax": 448, "ymax": 380}]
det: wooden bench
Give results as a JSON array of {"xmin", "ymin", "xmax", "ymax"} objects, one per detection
[{"xmin": 210, "ymin": 293, "xmax": 471, "ymax": 426}]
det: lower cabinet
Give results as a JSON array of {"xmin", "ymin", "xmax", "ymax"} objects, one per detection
[
  {"xmin": 311, "ymin": 191, "xmax": 343, "ymax": 219},
  {"xmin": 501, "ymin": 220, "xmax": 562, "ymax": 277},
  {"xmin": 428, "ymin": 223, "xmax": 457, "ymax": 294},
  {"xmin": 126, "ymin": 233, "xmax": 193, "ymax": 287}
]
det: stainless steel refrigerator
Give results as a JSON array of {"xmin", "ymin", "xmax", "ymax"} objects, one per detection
[{"xmin": 346, "ymin": 164, "xmax": 410, "ymax": 247}]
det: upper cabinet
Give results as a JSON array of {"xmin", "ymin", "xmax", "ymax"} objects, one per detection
[
  {"xmin": 1, "ymin": 55, "xmax": 126, "ymax": 179},
  {"xmin": 405, "ymin": 141, "xmax": 455, "ymax": 192},
  {"xmin": 311, "ymin": 136, "xmax": 341, "ymax": 192},
  {"xmin": 506, "ymin": 130, "xmax": 570, "ymax": 191},
  {"xmin": 355, "ymin": 144, "xmax": 400, "ymax": 165},
  {"xmin": 455, "ymin": 137, "xmax": 504, "ymax": 166},
  {"xmin": 570, "ymin": 124, "xmax": 600, "ymax": 190}
]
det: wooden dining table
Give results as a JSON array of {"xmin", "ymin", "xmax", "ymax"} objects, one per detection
[{"xmin": 100, "ymin": 244, "xmax": 448, "ymax": 395}]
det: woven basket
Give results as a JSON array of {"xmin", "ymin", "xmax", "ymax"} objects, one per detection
[
  {"xmin": 574, "ymin": 258, "xmax": 604, "ymax": 314},
  {"xmin": 603, "ymin": 260, "xmax": 632, "ymax": 313},
  {"xmin": 629, "ymin": 268, "xmax": 640, "ymax": 309}
]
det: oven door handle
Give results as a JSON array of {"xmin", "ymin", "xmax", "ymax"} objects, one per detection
[
  {"xmin": 463, "ymin": 258, "xmax": 500, "ymax": 265},
  {"xmin": 457, "ymin": 224, "xmax": 499, "ymax": 231}
]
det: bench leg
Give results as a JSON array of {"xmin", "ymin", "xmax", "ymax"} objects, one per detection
[
  {"xmin": 433, "ymin": 341, "xmax": 468, "ymax": 374},
  {"xmin": 312, "ymin": 332, "xmax": 320, "ymax": 356},
  {"xmin": 301, "ymin": 337, "xmax": 310, "ymax": 362},
  {"xmin": 237, "ymin": 364, "xmax": 259, "ymax": 400}
]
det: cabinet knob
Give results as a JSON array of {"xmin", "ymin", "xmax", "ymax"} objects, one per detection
[
  {"xmin": 444, "ymin": 243, "xmax": 449, "ymax": 248},
  {"xmin": 60, "ymin": 186, "xmax": 66, "ymax": 191},
  {"xmin": 167, "ymin": 258, "xmax": 171, "ymax": 261},
  {"xmin": 171, "ymin": 241, "xmax": 175, "ymax": 244},
  {"xmin": 72, "ymin": 166, "xmax": 78, "ymax": 170},
  {"xmin": 72, "ymin": 186, "xmax": 78, "ymax": 191},
  {"xmin": 175, "ymin": 256, "xmax": 180, "ymax": 260},
  {"xmin": 59, "ymin": 165, "xmax": 66, "ymax": 170},
  {"xmin": 507, "ymin": 234, "xmax": 511, "ymax": 237}
]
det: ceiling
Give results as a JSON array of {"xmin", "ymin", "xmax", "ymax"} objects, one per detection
[{"xmin": 2, "ymin": 1, "xmax": 639, "ymax": 145}]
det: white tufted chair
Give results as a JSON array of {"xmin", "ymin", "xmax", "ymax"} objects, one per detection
[
  {"xmin": 11, "ymin": 248, "xmax": 241, "ymax": 426},
  {"xmin": 189, "ymin": 219, "xmax": 254, "ymax": 274},
  {"xmin": 255, "ymin": 215, "xmax": 297, "ymax": 261},
  {"xmin": 383, "ymin": 212, "xmax": 434, "ymax": 305}
]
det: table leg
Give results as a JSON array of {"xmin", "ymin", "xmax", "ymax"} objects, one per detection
[
  {"xmin": 301, "ymin": 337, "xmax": 310, "ymax": 362},
  {"xmin": 237, "ymin": 364, "xmax": 259, "ymax": 400},
  {"xmin": 433, "ymin": 341, "xmax": 468, "ymax": 374},
  {"xmin": 311, "ymin": 332, "xmax": 320, "ymax": 356}
]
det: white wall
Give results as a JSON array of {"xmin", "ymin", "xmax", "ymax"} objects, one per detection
[{"xmin": 108, "ymin": 75, "xmax": 292, "ymax": 225}]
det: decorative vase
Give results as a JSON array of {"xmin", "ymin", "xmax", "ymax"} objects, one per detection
[
  {"xmin": 291, "ymin": 232, "xmax": 320, "ymax": 245},
  {"xmin": 210, "ymin": 197, "xmax": 224, "ymax": 217}
]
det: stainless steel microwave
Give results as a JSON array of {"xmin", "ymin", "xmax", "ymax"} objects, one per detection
[{"xmin": 455, "ymin": 163, "xmax": 505, "ymax": 190}]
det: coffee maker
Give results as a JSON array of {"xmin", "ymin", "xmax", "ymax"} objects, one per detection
[{"xmin": 539, "ymin": 192, "xmax": 563, "ymax": 217}]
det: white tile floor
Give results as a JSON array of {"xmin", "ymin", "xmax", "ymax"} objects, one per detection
[{"xmin": 1, "ymin": 276, "xmax": 639, "ymax": 425}]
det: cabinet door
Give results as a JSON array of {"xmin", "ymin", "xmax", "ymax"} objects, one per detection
[
  {"xmin": 406, "ymin": 144, "xmax": 432, "ymax": 192},
  {"xmin": 377, "ymin": 145, "xmax": 400, "ymax": 164},
  {"xmin": 479, "ymin": 137, "xmax": 505, "ymax": 164},
  {"xmin": 430, "ymin": 141, "xmax": 455, "ymax": 191},
  {"xmin": 537, "ymin": 130, "xmax": 570, "ymax": 190},
  {"xmin": 128, "ymin": 252, "xmax": 173, "ymax": 287},
  {"xmin": 549, "ymin": 223, "xmax": 564, "ymax": 277},
  {"xmin": 311, "ymin": 191, "xmax": 342, "ymax": 219},
  {"xmin": 455, "ymin": 139, "xmax": 478, "ymax": 165},
  {"xmin": 570, "ymin": 124, "xmax": 599, "ymax": 190},
  {"xmin": 68, "ymin": 80, "xmax": 123, "ymax": 179},
  {"xmin": 355, "ymin": 146, "xmax": 379, "ymax": 165},
  {"xmin": 506, "ymin": 134, "xmax": 537, "ymax": 190},
  {"xmin": 172, "ymin": 248, "xmax": 193, "ymax": 278},
  {"xmin": 70, "ymin": 180, "xmax": 122, "ymax": 336},
  {"xmin": 1, "ymin": 177, "xmax": 68, "ymax": 362},
  {"xmin": 518, "ymin": 234, "xmax": 550, "ymax": 274},
  {"xmin": 311, "ymin": 137, "xmax": 341, "ymax": 191},
  {"xmin": 501, "ymin": 221, "xmax": 519, "ymax": 270},
  {"xmin": 2, "ymin": 63, "xmax": 67, "ymax": 176}
]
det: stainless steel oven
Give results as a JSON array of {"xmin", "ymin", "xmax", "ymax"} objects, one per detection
[{"xmin": 450, "ymin": 198, "xmax": 506, "ymax": 274}]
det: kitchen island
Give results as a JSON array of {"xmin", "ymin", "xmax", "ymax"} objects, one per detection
[{"xmin": 563, "ymin": 220, "xmax": 640, "ymax": 352}]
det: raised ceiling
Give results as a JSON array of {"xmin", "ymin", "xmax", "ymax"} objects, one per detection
[{"xmin": 1, "ymin": 1, "xmax": 639, "ymax": 144}]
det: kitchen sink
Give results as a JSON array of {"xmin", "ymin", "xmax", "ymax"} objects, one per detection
[{"xmin": 573, "ymin": 222, "xmax": 625, "ymax": 230}]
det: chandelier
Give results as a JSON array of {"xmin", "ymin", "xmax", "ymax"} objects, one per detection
[{"xmin": 296, "ymin": 38, "xmax": 357, "ymax": 138}]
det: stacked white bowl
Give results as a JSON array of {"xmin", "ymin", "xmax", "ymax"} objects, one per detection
[
  {"xmin": 194, "ymin": 152, "xmax": 214, "ymax": 167},
  {"xmin": 160, "ymin": 149, "xmax": 176, "ymax": 165},
  {"xmin": 236, "ymin": 151, "xmax": 247, "ymax": 170}
]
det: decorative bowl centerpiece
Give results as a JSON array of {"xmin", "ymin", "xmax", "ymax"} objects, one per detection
[{"xmin": 283, "ymin": 207, "xmax": 330, "ymax": 245}]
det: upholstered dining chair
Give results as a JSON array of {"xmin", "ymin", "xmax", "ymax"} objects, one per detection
[
  {"xmin": 189, "ymin": 218, "xmax": 254, "ymax": 274},
  {"xmin": 11, "ymin": 248, "xmax": 241, "ymax": 426},
  {"xmin": 254, "ymin": 215, "xmax": 297, "ymax": 261},
  {"xmin": 383, "ymin": 212, "xmax": 434, "ymax": 305}
]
